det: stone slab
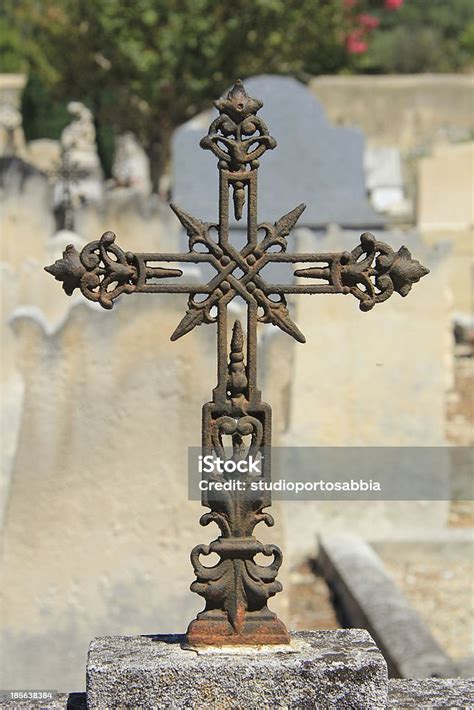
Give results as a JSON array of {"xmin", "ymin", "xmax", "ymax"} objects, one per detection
[
  {"xmin": 86, "ymin": 630, "xmax": 388, "ymax": 709},
  {"xmin": 388, "ymin": 678, "xmax": 474, "ymax": 709},
  {"xmin": 2, "ymin": 679, "xmax": 473, "ymax": 709},
  {"xmin": 318, "ymin": 535, "xmax": 455, "ymax": 679}
]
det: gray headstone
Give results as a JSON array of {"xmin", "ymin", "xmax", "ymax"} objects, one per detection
[{"xmin": 172, "ymin": 75, "xmax": 383, "ymax": 230}]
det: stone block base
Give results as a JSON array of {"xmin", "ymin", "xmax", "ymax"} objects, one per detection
[{"xmin": 86, "ymin": 630, "xmax": 388, "ymax": 709}]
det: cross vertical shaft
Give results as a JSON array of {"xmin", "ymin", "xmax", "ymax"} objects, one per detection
[
  {"xmin": 186, "ymin": 82, "xmax": 289, "ymax": 644},
  {"xmin": 45, "ymin": 80, "xmax": 429, "ymax": 647}
]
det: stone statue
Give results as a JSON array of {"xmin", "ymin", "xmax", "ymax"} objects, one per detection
[
  {"xmin": 0, "ymin": 103, "xmax": 27, "ymax": 157},
  {"xmin": 60, "ymin": 101, "xmax": 101, "ymax": 175},
  {"xmin": 56, "ymin": 101, "xmax": 103, "ymax": 204}
]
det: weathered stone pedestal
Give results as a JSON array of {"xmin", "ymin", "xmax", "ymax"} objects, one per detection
[
  {"xmin": 2, "ymin": 629, "xmax": 472, "ymax": 708},
  {"xmin": 86, "ymin": 630, "xmax": 388, "ymax": 709}
]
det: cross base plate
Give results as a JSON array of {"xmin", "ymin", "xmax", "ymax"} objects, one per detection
[{"xmin": 186, "ymin": 610, "xmax": 290, "ymax": 646}]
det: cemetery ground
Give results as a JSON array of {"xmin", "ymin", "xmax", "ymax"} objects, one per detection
[
  {"xmin": 379, "ymin": 539, "xmax": 473, "ymax": 664},
  {"xmin": 288, "ymin": 541, "xmax": 473, "ymax": 669},
  {"xmin": 447, "ymin": 346, "xmax": 474, "ymax": 528}
]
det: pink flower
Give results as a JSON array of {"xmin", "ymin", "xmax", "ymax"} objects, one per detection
[
  {"xmin": 384, "ymin": 0, "xmax": 403, "ymax": 9},
  {"xmin": 346, "ymin": 31, "xmax": 368, "ymax": 54},
  {"xmin": 358, "ymin": 13, "xmax": 380, "ymax": 30}
]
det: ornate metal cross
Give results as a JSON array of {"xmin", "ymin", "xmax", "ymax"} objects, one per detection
[{"xmin": 45, "ymin": 81, "xmax": 429, "ymax": 647}]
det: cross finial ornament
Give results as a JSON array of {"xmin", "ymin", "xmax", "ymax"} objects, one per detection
[{"xmin": 45, "ymin": 81, "xmax": 429, "ymax": 646}]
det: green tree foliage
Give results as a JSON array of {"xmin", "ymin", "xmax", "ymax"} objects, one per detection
[
  {"xmin": 353, "ymin": 0, "xmax": 474, "ymax": 73},
  {"xmin": 21, "ymin": 76, "xmax": 70, "ymax": 141},
  {"xmin": 1, "ymin": 0, "xmax": 473, "ymax": 183},
  {"xmin": 1, "ymin": 0, "xmax": 349, "ymax": 184},
  {"xmin": 0, "ymin": 15, "xmax": 24, "ymax": 73}
]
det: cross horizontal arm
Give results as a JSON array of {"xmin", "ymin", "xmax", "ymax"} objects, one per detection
[
  {"xmin": 260, "ymin": 232, "xmax": 430, "ymax": 313},
  {"xmin": 45, "ymin": 227, "xmax": 430, "ymax": 338},
  {"xmin": 45, "ymin": 231, "xmax": 215, "ymax": 309}
]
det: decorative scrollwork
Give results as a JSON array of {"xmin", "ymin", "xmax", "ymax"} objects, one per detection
[
  {"xmin": 200, "ymin": 80, "xmax": 276, "ymax": 172},
  {"xmin": 170, "ymin": 203, "xmax": 221, "ymax": 257},
  {"xmin": 211, "ymin": 415, "xmax": 263, "ymax": 461},
  {"xmin": 78, "ymin": 232, "xmax": 138, "ymax": 309},
  {"xmin": 45, "ymin": 232, "xmax": 137, "ymax": 309},
  {"xmin": 341, "ymin": 233, "xmax": 429, "ymax": 311},
  {"xmin": 188, "ymin": 320, "xmax": 289, "ymax": 644},
  {"xmin": 45, "ymin": 231, "xmax": 182, "ymax": 310},
  {"xmin": 255, "ymin": 202, "xmax": 306, "ymax": 256},
  {"xmin": 296, "ymin": 232, "xmax": 430, "ymax": 312},
  {"xmin": 189, "ymin": 539, "xmax": 283, "ymax": 635},
  {"xmin": 169, "ymin": 202, "xmax": 308, "ymax": 342},
  {"xmin": 210, "ymin": 321, "xmax": 263, "ymax": 461},
  {"xmin": 256, "ymin": 292, "xmax": 306, "ymax": 343}
]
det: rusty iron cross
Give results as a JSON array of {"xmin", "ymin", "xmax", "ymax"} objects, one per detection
[{"xmin": 46, "ymin": 81, "xmax": 429, "ymax": 647}]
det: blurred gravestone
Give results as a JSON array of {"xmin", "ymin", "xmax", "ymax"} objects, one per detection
[
  {"xmin": 172, "ymin": 75, "xmax": 383, "ymax": 230},
  {"xmin": 418, "ymin": 142, "xmax": 474, "ymax": 233},
  {"xmin": 112, "ymin": 132, "xmax": 151, "ymax": 196},
  {"xmin": 364, "ymin": 146, "xmax": 406, "ymax": 215},
  {"xmin": 28, "ymin": 138, "xmax": 61, "ymax": 174},
  {"xmin": 418, "ymin": 141, "xmax": 474, "ymax": 317}
]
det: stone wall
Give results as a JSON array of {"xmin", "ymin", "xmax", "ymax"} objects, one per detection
[
  {"xmin": 417, "ymin": 142, "xmax": 473, "ymax": 316},
  {"xmin": 310, "ymin": 74, "xmax": 473, "ymax": 154},
  {"xmin": 310, "ymin": 74, "xmax": 474, "ymax": 198}
]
